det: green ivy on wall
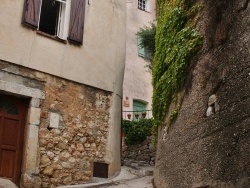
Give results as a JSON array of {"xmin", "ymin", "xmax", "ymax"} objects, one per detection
[
  {"xmin": 152, "ymin": 0, "xmax": 203, "ymax": 131},
  {"xmin": 137, "ymin": 22, "xmax": 156, "ymax": 71}
]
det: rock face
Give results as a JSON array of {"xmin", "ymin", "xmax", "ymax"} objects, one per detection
[{"xmin": 154, "ymin": 1, "xmax": 250, "ymax": 188}]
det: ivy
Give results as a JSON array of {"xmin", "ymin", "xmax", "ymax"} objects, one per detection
[
  {"xmin": 152, "ymin": 0, "xmax": 203, "ymax": 131},
  {"xmin": 137, "ymin": 22, "xmax": 156, "ymax": 71}
]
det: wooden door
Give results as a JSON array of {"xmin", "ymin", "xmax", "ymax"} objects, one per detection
[{"xmin": 0, "ymin": 94, "xmax": 28, "ymax": 185}]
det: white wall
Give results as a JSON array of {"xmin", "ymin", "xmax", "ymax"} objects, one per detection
[
  {"xmin": 123, "ymin": 0, "xmax": 156, "ymax": 115},
  {"xmin": 0, "ymin": 0, "xmax": 126, "ymax": 95}
]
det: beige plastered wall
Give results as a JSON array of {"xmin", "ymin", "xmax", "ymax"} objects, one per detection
[
  {"xmin": 0, "ymin": 0, "xmax": 125, "ymax": 93},
  {"xmin": 0, "ymin": 0, "xmax": 126, "ymax": 181},
  {"xmin": 123, "ymin": 0, "xmax": 156, "ymax": 116}
]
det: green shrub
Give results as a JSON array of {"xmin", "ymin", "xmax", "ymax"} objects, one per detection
[{"xmin": 122, "ymin": 118, "xmax": 154, "ymax": 146}]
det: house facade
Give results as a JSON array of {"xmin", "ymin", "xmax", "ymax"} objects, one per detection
[
  {"xmin": 0, "ymin": 0, "xmax": 126, "ymax": 187},
  {"xmin": 123, "ymin": 0, "xmax": 156, "ymax": 120}
]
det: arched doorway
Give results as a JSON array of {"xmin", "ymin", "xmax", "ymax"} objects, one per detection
[{"xmin": 0, "ymin": 94, "xmax": 28, "ymax": 185}]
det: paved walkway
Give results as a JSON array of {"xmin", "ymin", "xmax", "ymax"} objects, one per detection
[
  {"xmin": 98, "ymin": 176, "xmax": 153, "ymax": 188},
  {"xmin": 0, "ymin": 178, "xmax": 18, "ymax": 188},
  {"xmin": 59, "ymin": 166, "xmax": 154, "ymax": 188},
  {"xmin": 0, "ymin": 166, "xmax": 154, "ymax": 188}
]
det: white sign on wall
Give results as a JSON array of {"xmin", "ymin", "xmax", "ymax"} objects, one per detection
[{"xmin": 49, "ymin": 112, "xmax": 60, "ymax": 129}]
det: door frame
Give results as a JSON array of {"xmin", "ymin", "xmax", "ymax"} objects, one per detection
[
  {"xmin": 0, "ymin": 94, "xmax": 29, "ymax": 184},
  {"xmin": 0, "ymin": 78, "xmax": 45, "ymax": 187}
]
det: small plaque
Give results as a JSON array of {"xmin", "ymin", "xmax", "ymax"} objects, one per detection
[
  {"xmin": 49, "ymin": 112, "xmax": 60, "ymax": 129},
  {"xmin": 123, "ymin": 97, "xmax": 130, "ymax": 107}
]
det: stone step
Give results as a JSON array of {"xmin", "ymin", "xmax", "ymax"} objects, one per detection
[
  {"xmin": 0, "ymin": 178, "xmax": 18, "ymax": 188},
  {"xmin": 126, "ymin": 166, "xmax": 154, "ymax": 176}
]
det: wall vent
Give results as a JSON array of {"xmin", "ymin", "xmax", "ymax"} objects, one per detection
[{"xmin": 93, "ymin": 162, "xmax": 109, "ymax": 178}]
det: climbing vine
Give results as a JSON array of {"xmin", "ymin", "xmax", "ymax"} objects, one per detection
[
  {"xmin": 152, "ymin": 0, "xmax": 203, "ymax": 131},
  {"xmin": 137, "ymin": 22, "xmax": 156, "ymax": 71}
]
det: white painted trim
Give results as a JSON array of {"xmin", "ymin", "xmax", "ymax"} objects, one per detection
[{"xmin": 57, "ymin": 0, "xmax": 71, "ymax": 40}]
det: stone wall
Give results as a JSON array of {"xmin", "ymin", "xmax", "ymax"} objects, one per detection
[
  {"xmin": 38, "ymin": 77, "xmax": 111, "ymax": 187},
  {"xmin": 0, "ymin": 61, "xmax": 113, "ymax": 188},
  {"xmin": 154, "ymin": 1, "xmax": 250, "ymax": 188},
  {"xmin": 122, "ymin": 136, "xmax": 156, "ymax": 167}
]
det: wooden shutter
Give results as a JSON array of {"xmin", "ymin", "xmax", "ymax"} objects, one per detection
[
  {"xmin": 22, "ymin": 0, "xmax": 41, "ymax": 28},
  {"xmin": 137, "ymin": 34, "xmax": 145, "ymax": 57},
  {"xmin": 133, "ymin": 100, "xmax": 146, "ymax": 112},
  {"xmin": 68, "ymin": 0, "xmax": 86, "ymax": 45},
  {"xmin": 133, "ymin": 100, "xmax": 146, "ymax": 119}
]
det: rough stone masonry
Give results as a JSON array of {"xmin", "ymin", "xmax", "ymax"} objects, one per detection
[{"xmin": 0, "ymin": 61, "xmax": 112, "ymax": 188}]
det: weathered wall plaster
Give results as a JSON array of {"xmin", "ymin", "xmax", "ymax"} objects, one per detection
[
  {"xmin": 123, "ymin": 0, "xmax": 156, "ymax": 114},
  {"xmin": 0, "ymin": 0, "xmax": 125, "ymax": 93}
]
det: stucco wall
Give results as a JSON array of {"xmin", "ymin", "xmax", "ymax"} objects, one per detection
[
  {"xmin": 0, "ymin": 1, "xmax": 125, "ymax": 184},
  {"xmin": 0, "ymin": 0, "xmax": 126, "ymax": 93},
  {"xmin": 123, "ymin": 0, "xmax": 156, "ymax": 113}
]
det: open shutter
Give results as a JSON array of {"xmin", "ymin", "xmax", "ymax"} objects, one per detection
[
  {"xmin": 137, "ymin": 34, "xmax": 145, "ymax": 57},
  {"xmin": 57, "ymin": 0, "xmax": 70, "ymax": 40},
  {"xmin": 22, "ymin": 0, "xmax": 41, "ymax": 28},
  {"xmin": 68, "ymin": 0, "xmax": 86, "ymax": 44}
]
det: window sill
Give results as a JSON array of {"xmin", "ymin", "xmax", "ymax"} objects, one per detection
[
  {"xmin": 36, "ymin": 30, "xmax": 67, "ymax": 44},
  {"xmin": 138, "ymin": 8, "xmax": 150, "ymax": 13}
]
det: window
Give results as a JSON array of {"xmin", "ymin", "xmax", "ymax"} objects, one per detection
[
  {"xmin": 22, "ymin": 0, "xmax": 86, "ymax": 44},
  {"xmin": 138, "ymin": 0, "xmax": 147, "ymax": 11},
  {"xmin": 133, "ymin": 100, "xmax": 146, "ymax": 119},
  {"xmin": 137, "ymin": 33, "xmax": 150, "ymax": 58},
  {"xmin": 0, "ymin": 99, "xmax": 18, "ymax": 115},
  {"xmin": 137, "ymin": 34, "xmax": 144, "ymax": 57}
]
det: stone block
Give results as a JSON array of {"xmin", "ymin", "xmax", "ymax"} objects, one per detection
[
  {"xmin": 43, "ymin": 166, "xmax": 54, "ymax": 176},
  {"xmin": 0, "ymin": 80, "xmax": 45, "ymax": 99},
  {"xmin": 62, "ymin": 162, "xmax": 72, "ymax": 169},
  {"xmin": 206, "ymin": 106, "xmax": 214, "ymax": 117},
  {"xmin": 208, "ymin": 94, "xmax": 217, "ymax": 106},
  {"xmin": 49, "ymin": 112, "xmax": 60, "ymax": 129},
  {"xmin": 63, "ymin": 175, "xmax": 72, "ymax": 185},
  {"xmin": 20, "ymin": 174, "xmax": 33, "ymax": 188},
  {"xmin": 24, "ymin": 124, "xmax": 39, "ymax": 174},
  {"xmin": 33, "ymin": 176, "xmax": 42, "ymax": 188},
  {"xmin": 131, "ymin": 163, "xmax": 139, "ymax": 167},
  {"xmin": 27, "ymin": 107, "xmax": 41, "ymax": 125},
  {"xmin": 30, "ymin": 98, "xmax": 40, "ymax": 108},
  {"xmin": 40, "ymin": 154, "xmax": 51, "ymax": 167}
]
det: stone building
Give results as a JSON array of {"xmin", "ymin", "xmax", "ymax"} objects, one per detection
[
  {"xmin": 122, "ymin": 0, "xmax": 156, "ymax": 119},
  {"xmin": 0, "ymin": 0, "xmax": 125, "ymax": 187}
]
